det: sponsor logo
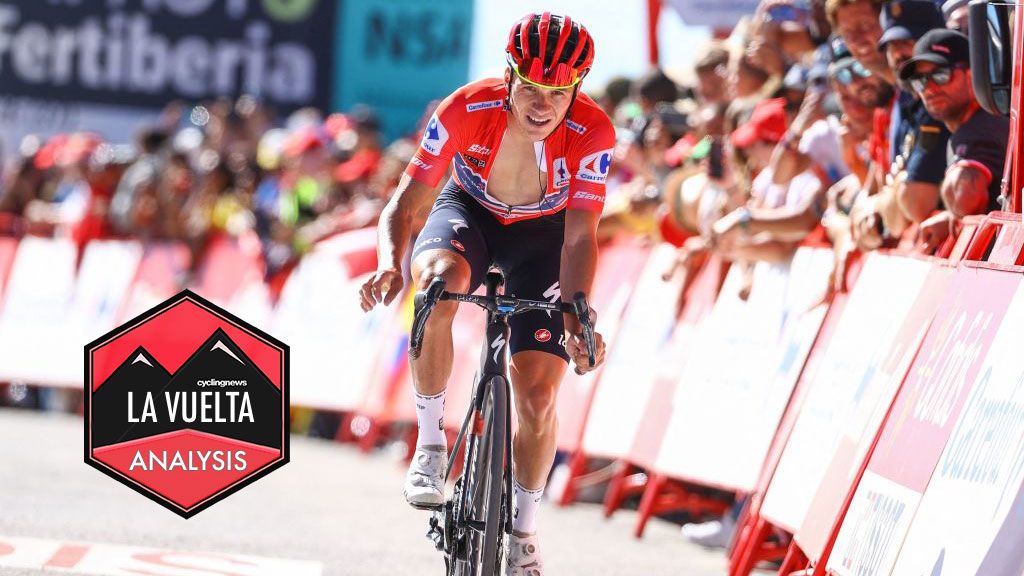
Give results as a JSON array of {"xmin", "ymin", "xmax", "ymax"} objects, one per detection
[
  {"xmin": 543, "ymin": 282, "xmax": 560, "ymax": 318},
  {"xmin": 572, "ymin": 191, "xmax": 604, "ymax": 203},
  {"xmin": 416, "ymin": 237, "xmax": 443, "ymax": 250},
  {"xmin": 466, "ymin": 100, "xmax": 503, "ymax": 113},
  {"xmin": 411, "ymin": 156, "xmax": 432, "ymax": 170},
  {"xmin": 450, "ymin": 240, "xmax": 465, "ymax": 252},
  {"xmin": 466, "ymin": 156, "xmax": 486, "ymax": 169},
  {"xmin": 468, "ymin": 144, "xmax": 492, "ymax": 155},
  {"xmin": 449, "ymin": 219, "xmax": 468, "ymax": 233},
  {"xmin": 576, "ymin": 148, "xmax": 613, "ymax": 184},
  {"xmin": 85, "ymin": 291, "xmax": 288, "ymax": 518},
  {"xmin": 421, "ymin": 113, "xmax": 449, "ymax": 156},
  {"xmin": 490, "ymin": 335, "xmax": 506, "ymax": 363},
  {"xmin": 566, "ymin": 119, "xmax": 586, "ymax": 134},
  {"xmin": 534, "ymin": 329, "xmax": 552, "ymax": 343},
  {"xmin": 552, "ymin": 157, "xmax": 570, "ymax": 188},
  {"xmin": 931, "ymin": 44, "xmax": 950, "ymax": 54}
]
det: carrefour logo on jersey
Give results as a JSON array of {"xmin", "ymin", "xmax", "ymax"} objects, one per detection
[
  {"xmin": 576, "ymin": 149, "xmax": 613, "ymax": 184},
  {"xmin": 421, "ymin": 113, "xmax": 449, "ymax": 157}
]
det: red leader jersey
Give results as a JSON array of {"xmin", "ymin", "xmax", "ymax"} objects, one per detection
[{"xmin": 404, "ymin": 78, "xmax": 616, "ymax": 225}]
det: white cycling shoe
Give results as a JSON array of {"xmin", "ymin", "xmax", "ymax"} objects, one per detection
[
  {"xmin": 505, "ymin": 532, "xmax": 544, "ymax": 576},
  {"xmin": 404, "ymin": 444, "xmax": 446, "ymax": 509}
]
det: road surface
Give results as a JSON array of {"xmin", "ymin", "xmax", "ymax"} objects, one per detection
[{"xmin": 0, "ymin": 408, "xmax": 770, "ymax": 575}]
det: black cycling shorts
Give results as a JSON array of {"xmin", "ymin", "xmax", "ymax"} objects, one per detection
[{"xmin": 412, "ymin": 180, "xmax": 570, "ymax": 362}]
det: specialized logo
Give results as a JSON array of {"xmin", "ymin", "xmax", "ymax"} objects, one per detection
[
  {"xmin": 552, "ymin": 157, "xmax": 570, "ymax": 188},
  {"xmin": 534, "ymin": 329, "xmax": 552, "ymax": 343},
  {"xmin": 450, "ymin": 219, "xmax": 468, "ymax": 233},
  {"xmin": 85, "ymin": 291, "xmax": 289, "ymax": 518},
  {"xmin": 451, "ymin": 240, "xmax": 465, "ymax": 252},
  {"xmin": 490, "ymin": 335, "xmax": 506, "ymax": 363},
  {"xmin": 421, "ymin": 113, "xmax": 449, "ymax": 157},
  {"xmin": 466, "ymin": 100, "xmax": 503, "ymax": 113},
  {"xmin": 542, "ymin": 282, "xmax": 561, "ymax": 318},
  {"xmin": 577, "ymin": 149, "xmax": 613, "ymax": 183},
  {"xmin": 566, "ymin": 119, "xmax": 587, "ymax": 135}
]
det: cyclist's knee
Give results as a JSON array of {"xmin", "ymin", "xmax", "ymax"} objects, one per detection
[
  {"xmin": 413, "ymin": 252, "xmax": 470, "ymax": 324},
  {"xmin": 413, "ymin": 251, "xmax": 471, "ymax": 294}
]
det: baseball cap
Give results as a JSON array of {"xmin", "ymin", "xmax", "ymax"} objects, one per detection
[
  {"xmin": 877, "ymin": 1, "xmax": 946, "ymax": 50},
  {"xmin": 731, "ymin": 98, "xmax": 788, "ymax": 149},
  {"xmin": 898, "ymin": 29, "xmax": 971, "ymax": 80}
]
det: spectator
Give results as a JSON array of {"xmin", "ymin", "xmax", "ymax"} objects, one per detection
[
  {"xmin": 693, "ymin": 43, "xmax": 731, "ymax": 105},
  {"xmin": 899, "ymin": 29, "xmax": 1010, "ymax": 249},
  {"xmin": 109, "ymin": 127, "xmax": 169, "ymax": 234},
  {"xmin": 942, "ymin": 0, "xmax": 971, "ymax": 32},
  {"xmin": 873, "ymin": 0, "xmax": 950, "ymax": 228},
  {"xmin": 827, "ymin": 0, "xmax": 890, "ymax": 82}
]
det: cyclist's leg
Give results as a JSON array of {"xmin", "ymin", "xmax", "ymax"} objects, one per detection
[
  {"xmin": 503, "ymin": 237, "xmax": 569, "ymax": 537},
  {"xmin": 409, "ymin": 182, "xmax": 490, "ymax": 401},
  {"xmin": 405, "ymin": 184, "xmax": 490, "ymax": 507}
]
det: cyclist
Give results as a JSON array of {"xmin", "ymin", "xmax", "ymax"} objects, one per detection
[{"xmin": 360, "ymin": 13, "xmax": 612, "ymax": 574}]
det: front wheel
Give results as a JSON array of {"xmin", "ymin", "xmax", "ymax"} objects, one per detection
[{"xmin": 456, "ymin": 376, "xmax": 508, "ymax": 575}]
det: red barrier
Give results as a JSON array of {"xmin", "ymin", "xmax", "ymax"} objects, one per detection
[
  {"xmin": 823, "ymin": 212, "xmax": 1024, "ymax": 576},
  {"xmin": 729, "ymin": 276, "xmax": 855, "ymax": 576},
  {"xmin": 117, "ymin": 242, "xmax": 192, "ymax": 323},
  {"xmin": 586, "ymin": 253, "xmax": 727, "ymax": 517}
]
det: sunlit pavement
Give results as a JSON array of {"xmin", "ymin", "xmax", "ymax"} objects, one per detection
[{"xmin": 0, "ymin": 408, "xmax": 769, "ymax": 575}]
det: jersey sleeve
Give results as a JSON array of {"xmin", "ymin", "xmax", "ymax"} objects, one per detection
[
  {"xmin": 404, "ymin": 89, "xmax": 465, "ymax": 188},
  {"xmin": 566, "ymin": 114, "xmax": 616, "ymax": 213}
]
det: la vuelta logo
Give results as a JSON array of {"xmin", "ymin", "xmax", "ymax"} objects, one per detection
[{"xmin": 84, "ymin": 290, "xmax": 289, "ymax": 518}]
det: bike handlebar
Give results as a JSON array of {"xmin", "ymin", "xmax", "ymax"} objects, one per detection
[{"xmin": 409, "ymin": 277, "xmax": 598, "ymax": 374}]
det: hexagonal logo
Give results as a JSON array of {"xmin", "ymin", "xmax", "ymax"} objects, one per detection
[{"xmin": 85, "ymin": 290, "xmax": 289, "ymax": 518}]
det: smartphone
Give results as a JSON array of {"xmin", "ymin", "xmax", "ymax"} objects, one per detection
[{"xmin": 708, "ymin": 138, "xmax": 724, "ymax": 179}]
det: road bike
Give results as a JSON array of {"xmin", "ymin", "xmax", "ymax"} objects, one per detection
[{"xmin": 410, "ymin": 271, "xmax": 597, "ymax": 575}]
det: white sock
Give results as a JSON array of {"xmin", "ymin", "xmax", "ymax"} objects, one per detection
[
  {"xmin": 414, "ymin": 390, "xmax": 446, "ymax": 448},
  {"xmin": 512, "ymin": 481, "xmax": 544, "ymax": 535}
]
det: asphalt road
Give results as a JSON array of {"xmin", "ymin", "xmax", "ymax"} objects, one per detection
[{"xmin": 0, "ymin": 407, "xmax": 766, "ymax": 575}]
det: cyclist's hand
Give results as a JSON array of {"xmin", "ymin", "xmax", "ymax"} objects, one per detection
[
  {"xmin": 359, "ymin": 268, "xmax": 404, "ymax": 312},
  {"xmin": 566, "ymin": 330, "xmax": 606, "ymax": 375}
]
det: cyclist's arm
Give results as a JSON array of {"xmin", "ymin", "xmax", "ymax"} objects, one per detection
[
  {"xmin": 561, "ymin": 208, "xmax": 600, "ymax": 335},
  {"xmin": 377, "ymin": 174, "xmax": 442, "ymax": 271}
]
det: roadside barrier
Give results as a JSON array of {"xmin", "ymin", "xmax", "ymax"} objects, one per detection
[{"xmin": 5, "ymin": 212, "xmax": 1024, "ymax": 575}]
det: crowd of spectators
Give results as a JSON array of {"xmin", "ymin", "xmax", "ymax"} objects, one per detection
[
  {"xmin": 588, "ymin": 0, "xmax": 1010, "ymax": 548},
  {"xmin": 0, "ymin": 97, "xmax": 418, "ymax": 282}
]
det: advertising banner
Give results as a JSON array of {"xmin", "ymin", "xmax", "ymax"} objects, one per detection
[
  {"xmin": 827, "ymin": 268, "xmax": 1020, "ymax": 576},
  {"xmin": 0, "ymin": 0, "xmax": 338, "ymax": 153},
  {"xmin": 759, "ymin": 255, "xmax": 933, "ymax": 532}
]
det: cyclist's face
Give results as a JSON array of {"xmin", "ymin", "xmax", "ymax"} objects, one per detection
[{"xmin": 509, "ymin": 77, "xmax": 573, "ymax": 141}]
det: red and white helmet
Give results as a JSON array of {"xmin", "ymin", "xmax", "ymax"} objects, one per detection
[{"xmin": 506, "ymin": 13, "xmax": 595, "ymax": 89}]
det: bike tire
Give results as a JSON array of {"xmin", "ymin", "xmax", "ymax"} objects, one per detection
[{"xmin": 461, "ymin": 375, "xmax": 508, "ymax": 576}]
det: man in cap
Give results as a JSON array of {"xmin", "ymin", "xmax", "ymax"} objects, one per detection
[
  {"xmin": 899, "ymin": 29, "xmax": 1011, "ymax": 249},
  {"xmin": 874, "ymin": 0, "xmax": 950, "ymax": 224}
]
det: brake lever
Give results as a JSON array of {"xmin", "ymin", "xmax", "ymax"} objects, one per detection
[{"xmin": 572, "ymin": 292, "xmax": 597, "ymax": 375}]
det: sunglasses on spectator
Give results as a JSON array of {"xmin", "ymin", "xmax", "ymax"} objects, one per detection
[
  {"xmin": 831, "ymin": 61, "xmax": 872, "ymax": 85},
  {"xmin": 907, "ymin": 65, "xmax": 965, "ymax": 93}
]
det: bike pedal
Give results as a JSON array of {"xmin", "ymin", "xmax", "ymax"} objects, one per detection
[{"xmin": 410, "ymin": 502, "xmax": 443, "ymax": 512}]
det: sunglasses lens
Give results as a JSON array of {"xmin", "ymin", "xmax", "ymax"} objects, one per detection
[
  {"xmin": 910, "ymin": 77, "xmax": 925, "ymax": 92},
  {"xmin": 853, "ymin": 62, "xmax": 871, "ymax": 78},
  {"xmin": 836, "ymin": 68, "xmax": 852, "ymax": 85},
  {"xmin": 933, "ymin": 69, "xmax": 951, "ymax": 85}
]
